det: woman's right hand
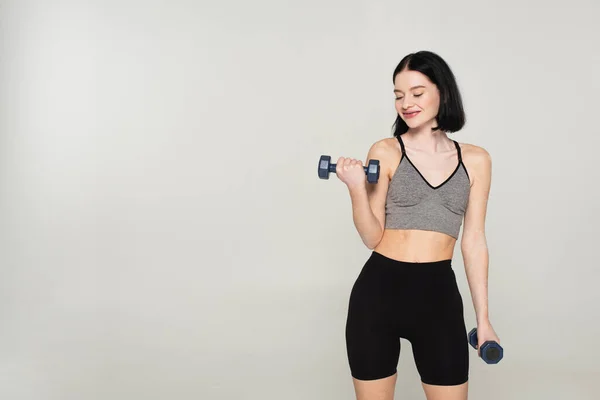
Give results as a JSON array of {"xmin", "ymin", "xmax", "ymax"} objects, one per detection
[{"xmin": 335, "ymin": 157, "xmax": 367, "ymax": 190}]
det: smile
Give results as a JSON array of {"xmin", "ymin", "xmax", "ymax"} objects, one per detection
[{"xmin": 403, "ymin": 111, "xmax": 420, "ymax": 119}]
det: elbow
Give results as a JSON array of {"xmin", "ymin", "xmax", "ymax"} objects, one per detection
[
  {"xmin": 358, "ymin": 220, "xmax": 384, "ymax": 250},
  {"xmin": 365, "ymin": 232, "xmax": 384, "ymax": 250},
  {"xmin": 362, "ymin": 237, "xmax": 376, "ymax": 250}
]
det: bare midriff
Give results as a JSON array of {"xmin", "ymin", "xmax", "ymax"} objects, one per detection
[{"xmin": 373, "ymin": 229, "xmax": 456, "ymax": 263}]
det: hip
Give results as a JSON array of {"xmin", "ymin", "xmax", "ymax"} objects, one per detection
[{"xmin": 348, "ymin": 251, "xmax": 464, "ymax": 318}]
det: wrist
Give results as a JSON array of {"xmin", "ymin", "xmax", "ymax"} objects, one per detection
[{"xmin": 347, "ymin": 183, "xmax": 367, "ymax": 194}]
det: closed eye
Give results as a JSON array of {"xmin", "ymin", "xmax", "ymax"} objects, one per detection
[{"xmin": 395, "ymin": 94, "xmax": 422, "ymax": 100}]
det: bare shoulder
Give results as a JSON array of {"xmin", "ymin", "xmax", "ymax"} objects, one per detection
[
  {"xmin": 456, "ymin": 141, "xmax": 492, "ymax": 185},
  {"xmin": 366, "ymin": 137, "xmax": 402, "ymax": 178},
  {"xmin": 368, "ymin": 137, "xmax": 399, "ymax": 153},
  {"xmin": 457, "ymin": 141, "xmax": 490, "ymax": 161}
]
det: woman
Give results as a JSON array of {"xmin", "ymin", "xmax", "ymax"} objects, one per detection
[{"xmin": 336, "ymin": 51, "xmax": 500, "ymax": 400}]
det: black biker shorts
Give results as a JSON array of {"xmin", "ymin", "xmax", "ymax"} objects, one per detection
[{"xmin": 345, "ymin": 251, "xmax": 469, "ymax": 385}]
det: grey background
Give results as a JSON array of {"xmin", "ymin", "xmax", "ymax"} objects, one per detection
[{"xmin": 1, "ymin": 0, "xmax": 598, "ymax": 399}]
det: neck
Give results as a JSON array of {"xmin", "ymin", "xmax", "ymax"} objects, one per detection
[{"xmin": 404, "ymin": 123, "xmax": 452, "ymax": 154}]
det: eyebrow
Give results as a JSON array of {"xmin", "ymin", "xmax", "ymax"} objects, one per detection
[{"xmin": 394, "ymin": 85, "xmax": 426, "ymax": 93}]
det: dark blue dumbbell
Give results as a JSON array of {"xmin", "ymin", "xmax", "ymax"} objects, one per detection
[
  {"xmin": 318, "ymin": 155, "xmax": 380, "ymax": 183},
  {"xmin": 468, "ymin": 328, "xmax": 503, "ymax": 364}
]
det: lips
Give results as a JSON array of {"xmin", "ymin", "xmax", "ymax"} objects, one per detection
[{"xmin": 403, "ymin": 111, "xmax": 420, "ymax": 119}]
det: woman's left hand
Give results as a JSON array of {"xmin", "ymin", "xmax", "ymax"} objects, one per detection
[{"xmin": 475, "ymin": 320, "xmax": 500, "ymax": 356}]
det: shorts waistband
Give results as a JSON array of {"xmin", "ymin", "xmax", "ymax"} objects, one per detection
[{"xmin": 370, "ymin": 251, "xmax": 452, "ymax": 270}]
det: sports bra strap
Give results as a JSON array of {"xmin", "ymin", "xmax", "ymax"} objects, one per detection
[
  {"xmin": 396, "ymin": 135, "xmax": 406, "ymax": 155},
  {"xmin": 453, "ymin": 140, "xmax": 462, "ymax": 162}
]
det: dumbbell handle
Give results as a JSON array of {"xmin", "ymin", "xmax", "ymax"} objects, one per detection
[{"xmin": 327, "ymin": 163, "xmax": 370, "ymax": 174}]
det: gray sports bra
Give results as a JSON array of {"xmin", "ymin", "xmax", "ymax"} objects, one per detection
[{"xmin": 384, "ymin": 135, "xmax": 471, "ymax": 239}]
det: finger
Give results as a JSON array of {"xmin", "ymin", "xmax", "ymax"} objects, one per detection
[{"xmin": 335, "ymin": 157, "xmax": 345, "ymax": 176}]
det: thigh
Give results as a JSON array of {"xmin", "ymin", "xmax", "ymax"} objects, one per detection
[
  {"xmin": 345, "ymin": 259, "xmax": 401, "ymax": 381},
  {"xmin": 410, "ymin": 319, "xmax": 469, "ymax": 386},
  {"xmin": 345, "ymin": 319, "xmax": 400, "ymax": 382},
  {"xmin": 409, "ymin": 272, "xmax": 469, "ymax": 386}
]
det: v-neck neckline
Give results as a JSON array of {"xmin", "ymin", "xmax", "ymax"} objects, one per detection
[
  {"xmin": 397, "ymin": 136, "xmax": 462, "ymax": 190},
  {"xmin": 402, "ymin": 154, "xmax": 461, "ymax": 190}
]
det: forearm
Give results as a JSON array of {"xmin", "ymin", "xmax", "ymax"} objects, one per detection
[
  {"xmin": 461, "ymin": 237, "xmax": 490, "ymax": 324},
  {"xmin": 348, "ymin": 185, "xmax": 383, "ymax": 249}
]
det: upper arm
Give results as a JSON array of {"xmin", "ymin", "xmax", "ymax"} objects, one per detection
[
  {"xmin": 364, "ymin": 141, "xmax": 392, "ymax": 232},
  {"xmin": 461, "ymin": 147, "xmax": 492, "ymax": 248}
]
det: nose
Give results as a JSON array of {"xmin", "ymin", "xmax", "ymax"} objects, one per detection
[
  {"xmin": 399, "ymin": 97, "xmax": 414, "ymax": 109},
  {"xmin": 401, "ymin": 100, "xmax": 413, "ymax": 110}
]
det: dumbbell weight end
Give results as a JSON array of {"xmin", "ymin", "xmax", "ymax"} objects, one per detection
[{"xmin": 468, "ymin": 327, "xmax": 503, "ymax": 364}]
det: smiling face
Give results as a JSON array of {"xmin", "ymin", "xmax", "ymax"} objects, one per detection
[{"xmin": 393, "ymin": 69, "xmax": 441, "ymax": 130}]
